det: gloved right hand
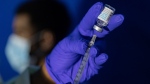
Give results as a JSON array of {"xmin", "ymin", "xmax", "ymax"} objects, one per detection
[{"xmin": 45, "ymin": 2, "xmax": 124, "ymax": 84}]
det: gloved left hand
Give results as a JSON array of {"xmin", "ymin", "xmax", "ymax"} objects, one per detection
[{"xmin": 45, "ymin": 2, "xmax": 124, "ymax": 84}]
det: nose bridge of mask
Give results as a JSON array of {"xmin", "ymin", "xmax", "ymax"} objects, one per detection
[
  {"xmin": 5, "ymin": 34, "xmax": 30, "ymax": 73},
  {"xmin": 10, "ymin": 34, "xmax": 31, "ymax": 48}
]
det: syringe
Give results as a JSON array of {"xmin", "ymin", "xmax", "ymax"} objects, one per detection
[{"xmin": 73, "ymin": 4, "xmax": 115, "ymax": 84}]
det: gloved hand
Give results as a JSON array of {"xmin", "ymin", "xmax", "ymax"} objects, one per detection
[{"xmin": 45, "ymin": 2, "xmax": 124, "ymax": 84}]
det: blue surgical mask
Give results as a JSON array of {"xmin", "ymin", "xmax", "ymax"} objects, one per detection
[{"xmin": 5, "ymin": 34, "xmax": 30, "ymax": 74}]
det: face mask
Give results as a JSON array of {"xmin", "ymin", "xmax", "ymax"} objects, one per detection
[{"xmin": 5, "ymin": 34, "xmax": 30, "ymax": 74}]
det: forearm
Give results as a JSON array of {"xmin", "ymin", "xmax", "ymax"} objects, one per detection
[{"xmin": 30, "ymin": 64, "xmax": 55, "ymax": 84}]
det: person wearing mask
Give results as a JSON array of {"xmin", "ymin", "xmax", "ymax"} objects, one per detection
[
  {"xmin": 5, "ymin": 0, "xmax": 70, "ymax": 74},
  {"xmin": 5, "ymin": 0, "xmax": 124, "ymax": 84}
]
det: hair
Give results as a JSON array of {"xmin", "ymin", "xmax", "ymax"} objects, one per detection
[{"xmin": 15, "ymin": 0, "xmax": 71, "ymax": 44}]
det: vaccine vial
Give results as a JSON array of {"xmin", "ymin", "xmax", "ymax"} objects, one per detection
[{"xmin": 93, "ymin": 4, "xmax": 115, "ymax": 32}]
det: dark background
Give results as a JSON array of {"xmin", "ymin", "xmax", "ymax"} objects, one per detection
[{"xmin": 0, "ymin": 0, "xmax": 150, "ymax": 84}]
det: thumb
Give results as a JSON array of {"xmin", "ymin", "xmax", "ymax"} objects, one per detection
[
  {"xmin": 95, "ymin": 53, "xmax": 108, "ymax": 65},
  {"xmin": 78, "ymin": 2, "xmax": 103, "ymax": 37}
]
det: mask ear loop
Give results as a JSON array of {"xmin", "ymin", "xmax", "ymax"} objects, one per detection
[
  {"xmin": 29, "ymin": 31, "xmax": 46, "ymax": 65},
  {"xmin": 30, "ymin": 31, "xmax": 44, "ymax": 45}
]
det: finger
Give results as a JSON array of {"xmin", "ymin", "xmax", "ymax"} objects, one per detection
[
  {"xmin": 108, "ymin": 14, "xmax": 124, "ymax": 31},
  {"xmin": 88, "ymin": 49, "xmax": 106, "ymax": 70},
  {"xmin": 78, "ymin": 2, "xmax": 103, "ymax": 37},
  {"xmin": 95, "ymin": 53, "xmax": 108, "ymax": 65},
  {"xmin": 94, "ymin": 14, "xmax": 124, "ymax": 38}
]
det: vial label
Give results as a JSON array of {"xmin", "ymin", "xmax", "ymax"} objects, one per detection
[{"xmin": 98, "ymin": 6, "xmax": 114, "ymax": 23}]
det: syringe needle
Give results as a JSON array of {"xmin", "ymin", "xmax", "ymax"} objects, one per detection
[
  {"xmin": 89, "ymin": 35, "xmax": 97, "ymax": 47},
  {"xmin": 73, "ymin": 35, "xmax": 97, "ymax": 84}
]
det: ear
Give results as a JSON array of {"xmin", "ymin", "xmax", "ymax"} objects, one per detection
[{"xmin": 40, "ymin": 30, "xmax": 55, "ymax": 53}]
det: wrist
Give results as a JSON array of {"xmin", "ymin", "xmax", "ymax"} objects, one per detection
[{"xmin": 42, "ymin": 63, "xmax": 56, "ymax": 84}]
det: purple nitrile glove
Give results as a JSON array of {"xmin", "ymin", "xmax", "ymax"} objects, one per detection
[{"xmin": 45, "ymin": 2, "xmax": 124, "ymax": 84}]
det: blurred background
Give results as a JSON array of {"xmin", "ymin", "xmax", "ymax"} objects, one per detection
[{"xmin": 0, "ymin": 0, "xmax": 150, "ymax": 84}]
